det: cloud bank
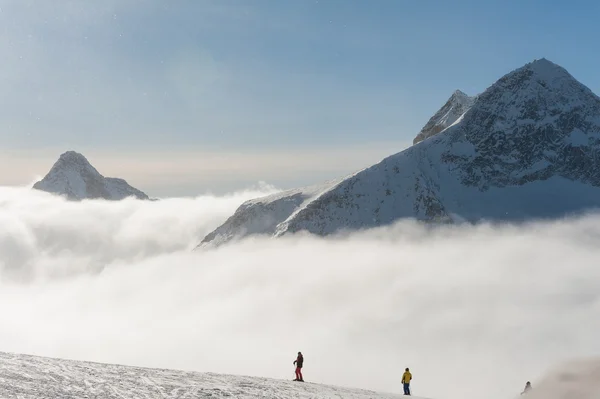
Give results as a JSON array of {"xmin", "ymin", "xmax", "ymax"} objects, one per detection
[{"xmin": 0, "ymin": 185, "xmax": 599, "ymax": 399}]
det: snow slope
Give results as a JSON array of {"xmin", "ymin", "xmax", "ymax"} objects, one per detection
[
  {"xmin": 413, "ymin": 89, "xmax": 475, "ymax": 145},
  {"xmin": 33, "ymin": 151, "xmax": 149, "ymax": 201},
  {"xmin": 0, "ymin": 350, "xmax": 597, "ymax": 399},
  {"xmin": 198, "ymin": 177, "xmax": 344, "ymax": 247},
  {"xmin": 0, "ymin": 351, "xmax": 405, "ymax": 399},
  {"xmin": 201, "ymin": 58, "xmax": 600, "ymax": 246}
]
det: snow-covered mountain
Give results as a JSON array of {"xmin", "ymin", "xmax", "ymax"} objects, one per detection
[
  {"xmin": 200, "ymin": 58, "xmax": 600, "ymax": 247},
  {"xmin": 0, "ymin": 351, "xmax": 404, "ymax": 398},
  {"xmin": 200, "ymin": 178, "xmax": 344, "ymax": 246},
  {"xmin": 413, "ymin": 89, "xmax": 475, "ymax": 145},
  {"xmin": 33, "ymin": 151, "xmax": 149, "ymax": 201}
]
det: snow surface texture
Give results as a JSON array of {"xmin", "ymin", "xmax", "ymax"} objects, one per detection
[
  {"xmin": 1, "ymin": 350, "xmax": 599, "ymax": 399},
  {"xmin": 0, "ymin": 351, "xmax": 404, "ymax": 399},
  {"xmin": 201, "ymin": 58, "xmax": 600, "ymax": 246},
  {"xmin": 33, "ymin": 151, "xmax": 149, "ymax": 201},
  {"xmin": 413, "ymin": 89, "xmax": 475, "ymax": 145}
]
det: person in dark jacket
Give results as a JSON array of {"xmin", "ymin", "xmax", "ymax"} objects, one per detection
[{"xmin": 293, "ymin": 352, "xmax": 304, "ymax": 382}]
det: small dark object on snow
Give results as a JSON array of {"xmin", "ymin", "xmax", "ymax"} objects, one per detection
[{"xmin": 521, "ymin": 381, "xmax": 532, "ymax": 394}]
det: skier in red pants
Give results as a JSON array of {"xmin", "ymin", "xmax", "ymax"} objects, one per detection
[{"xmin": 293, "ymin": 352, "xmax": 304, "ymax": 382}]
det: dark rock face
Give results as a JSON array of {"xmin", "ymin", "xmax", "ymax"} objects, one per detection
[{"xmin": 441, "ymin": 58, "xmax": 600, "ymax": 191}]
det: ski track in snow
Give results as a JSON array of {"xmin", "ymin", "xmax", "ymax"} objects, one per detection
[{"xmin": 0, "ymin": 352, "xmax": 406, "ymax": 399}]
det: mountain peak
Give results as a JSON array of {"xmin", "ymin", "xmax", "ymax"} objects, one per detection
[
  {"xmin": 527, "ymin": 57, "xmax": 561, "ymax": 72},
  {"xmin": 413, "ymin": 89, "xmax": 475, "ymax": 144},
  {"xmin": 201, "ymin": 59, "xmax": 600, "ymax": 246},
  {"xmin": 451, "ymin": 89, "xmax": 470, "ymax": 99},
  {"xmin": 51, "ymin": 151, "xmax": 101, "ymax": 177},
  {"xmin": 415, "ymin": 59, "xmax": 578, "ymax": 146},
  {"xmin": 58, "ymin": 151, "xmax": 92, "ymax": 164},
  {"xmin": 437, "ymin": 58, "xmax": 600, "ymax": 191},
  {"xmin": 460, "ymin": 58, "xmax": 599, "ymax": 129},
  {"xmin": 33, "ymin": 151, "xmax": 149, "ymax": 201},
  {"xmin": 523, "ymin": 58, "xmax": 574, "ymax": 80},
  {"xmin": 485, "ymin": 58, "xmax": 583, "ymax": 98}
]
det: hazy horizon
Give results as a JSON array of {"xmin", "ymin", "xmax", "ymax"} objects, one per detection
[
  {"xmin": 0, "ymin": 140, "xmax": 410, "ymax": 197},
  {"xmin": 2, "ymin": 1, "xmax": 600, "ymax": 195}
]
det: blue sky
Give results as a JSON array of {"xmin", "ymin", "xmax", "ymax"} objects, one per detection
[{"xmin": 1, "ymin": 0, "xmax": 599, "ymax": 196}]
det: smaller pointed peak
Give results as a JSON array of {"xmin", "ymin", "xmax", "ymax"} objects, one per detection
[
  {"xmin": 449, "ymin": 89, "xmax": 475, "ymax": 106},
  {"xmin": 452, "ymin": 89, "xmax": 469, "ymax": 98},
  {"xmin": 34, "ymin": 150, "xmax": 149, "ymax": 200},
  {"xmin": 413, "ymin": 89, "xmax": 476, "ymax": 144}
]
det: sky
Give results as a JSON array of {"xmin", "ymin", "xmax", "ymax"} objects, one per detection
[
  {"xmin": 1, "ymin": 0, "xmax": 600, "ymax": 196},
  {"xmin": 1, "ymin": 185, "xmax": 600, "ymax": 399}
]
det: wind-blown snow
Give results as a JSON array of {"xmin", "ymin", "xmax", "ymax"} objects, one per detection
[
  {"xmin": 0, "ymin": 351, "xmax": 405, "ymax": 399},
  {"xmin": 33, "ymin": 151, "xmax": 149, "ymax": 201},
  {"xmin": 201, "ymin": 58, "xmax": 600, "ymax": 246}
]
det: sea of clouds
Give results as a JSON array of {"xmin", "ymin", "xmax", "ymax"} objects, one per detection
[{"xmin": 0, "ymin": 184, "xmax": 599, "ymax": 399}]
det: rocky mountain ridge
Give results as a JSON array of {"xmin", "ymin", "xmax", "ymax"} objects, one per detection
[{"xmin": 199, "ymin": 58, "xmax": 600, "ymax": 246}]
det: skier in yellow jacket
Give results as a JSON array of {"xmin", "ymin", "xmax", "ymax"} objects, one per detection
[{"xmin": 402, "ymin": 368, "xmax": 412, "ymax": 395}]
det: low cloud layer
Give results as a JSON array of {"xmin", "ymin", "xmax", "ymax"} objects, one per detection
[{"xmin": 0, "ymin": 185, "xmax": 599, "ymax": 399}]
